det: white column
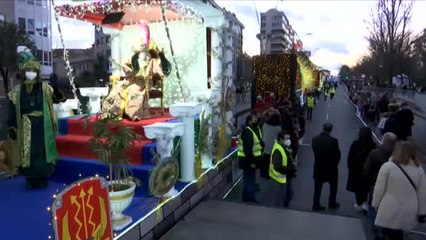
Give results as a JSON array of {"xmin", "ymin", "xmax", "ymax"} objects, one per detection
[
  {"xmin": 143, "ymin": 122, "xmax": 185, "ymax": 197},
  {"xmin": 169, "ymin": 102, "xmax": 202, "ymax": 182},
  {"xmin": 79, "ymin": 87, "xmax": 109, "ymax": 114}
]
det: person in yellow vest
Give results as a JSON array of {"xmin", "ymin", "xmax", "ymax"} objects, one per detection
[
  {"xmin": 324, "ymin": 87, "xmax": 330, "ymax": 101},
  {"xmin": 238, "ymin": 113, "xmax": 264, "ymax": 203},
  {"xmin": 306, "ymin": 94, "xmax": 316, "ymax": 120},
  {"xmin": 270, "ymin": 131, "xmax": 297, "ymax": 207},
  {"xmin": 330, "ymin": 86, "xmax": 336, "ymax": 100}
]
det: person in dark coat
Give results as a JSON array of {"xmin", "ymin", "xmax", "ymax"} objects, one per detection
[
  {"xmin": 346, "ymin": 127, "xmax": 377, "ymax": 211},
  {"xmin": 393, "ymin": 105, "xmax": 414, "ymax": 141},
  {"xmin": 363, "ymin": 132, "xmax": 398, "ymax": 239},
  {"xmin": 311, "ymin": 122, "xmax": 341, "ymax": 211}
]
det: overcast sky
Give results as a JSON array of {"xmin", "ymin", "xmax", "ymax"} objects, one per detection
[{"xmin": 53, "ymin": 0, "xmax": 426, "ymax": 74}]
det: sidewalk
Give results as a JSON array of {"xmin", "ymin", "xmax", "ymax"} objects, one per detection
[{"xmin": 162, "ymin": 200, "xmax": 366, "ymax": 240}]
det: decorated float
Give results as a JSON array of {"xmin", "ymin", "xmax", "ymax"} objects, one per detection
[{"xmin": 0, "ymin": 1, "xmax": 241, "ymax": 239}]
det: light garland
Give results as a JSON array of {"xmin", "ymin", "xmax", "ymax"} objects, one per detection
[
  {"xmin": 159, "ymin": 0, "xmax": 187, "ymax": 102},
  {"xmin": 54, "ymin": 0, "xmax": 203, "ymax": 26},
  {"xmin": 253, "ymin": 54, "xmax": 292, "ymax": 100},
  {"xmin": 51, "ymin": 0, "xmax": 82, "ymax": 113}
]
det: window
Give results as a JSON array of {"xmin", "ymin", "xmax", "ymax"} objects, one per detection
[
  {"xmin": 206, "ymin": 27, "xmax": 212, "ymax": 88},
  {"xmin": 106, "ymin": 50, "xmax": 111, "ymax": 57},
  {"xmin": 43, "ymin": 51, "xmax": 49, "ymax": 66},
  {"xmin": 27, "ymin": 19, "xmax": 35, "ymax": 35},
  {"xmin": 27, "ymin": 0, "xmax": 34, "ymax": 5},
  {"xmin": 35, "ymin": 0, "xmax": 41, "ymax": 6},
  {"xmin": 37, "ymin": 50, "xmax": 43, "ymax": 62},
  {"xmin": 261, "ymin": 23, "xmax": 265, "ymax": 28},
  {"xmin": 18, "ymin": 18, "xmax": 26, "ymax": 31},
  {"xmin": 48, "ymin": 52, "xmax": 52, "ymax": 66},
  {"xmin": 43, "ymin": 27, "xmax": 48, "ymax": 37}
]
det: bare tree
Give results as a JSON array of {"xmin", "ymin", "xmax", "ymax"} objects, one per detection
[{"xmin": 367, "ymin": 0, "xmax": 414, "ymax": 85}]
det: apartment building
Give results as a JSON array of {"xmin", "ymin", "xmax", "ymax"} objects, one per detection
[
  {"xmin": 0, "ymin": 0, "xmax": 53, "ymax": 78},
  {"xmin": 258, "ymin": 8, "xmax": 296, "ymax": 55}
]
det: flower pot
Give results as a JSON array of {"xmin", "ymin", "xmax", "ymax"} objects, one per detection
[{"xmin": 108, "ymin": 181, "xmax": 136, "ymax": 231}]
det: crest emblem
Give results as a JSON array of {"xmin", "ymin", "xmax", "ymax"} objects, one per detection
[{"xmin": 52, "ymin": 177, "xmax": 113, "ymax": 240}]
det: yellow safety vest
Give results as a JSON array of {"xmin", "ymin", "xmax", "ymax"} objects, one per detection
[
  {"xmin": 269, "ymin": 141, "xmax": 287, "ymax": 184},
  {"xmin": 307, "ymin": 96, "xmax": 315, "ymax": 108},
  {"xmin": 237, "ymin": 126, "xmax": 263, "ymax": 157},
  {"xmin": 330, "ymin": 88, "xmax": 336, "ymax": 93}
]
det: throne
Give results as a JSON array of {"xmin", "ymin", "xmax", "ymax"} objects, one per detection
[{"xmin": 147, "ymin": 73, "xmax": 164, "ymax": 115}]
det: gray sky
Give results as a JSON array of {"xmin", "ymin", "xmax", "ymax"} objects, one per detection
[{"xmin": 53, "ymin": 0, "xmax": 426, "ymax": 74}]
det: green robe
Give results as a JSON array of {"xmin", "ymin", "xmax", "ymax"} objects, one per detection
[{"xmin": 8, "ymin": 82, "xmax": 64, "ymax": 177}]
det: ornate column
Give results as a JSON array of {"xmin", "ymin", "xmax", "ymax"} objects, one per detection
[
  {"xmin": 79, "ymin": 87, "xmax": 109, "ymax": 114},
  {"xmin": 192, "ymin": 92, "xmax": 214, "ymax": 169},
  {"xmin": 169, "ymin": 102, "xmax": 202, "ymax": 182},
  {"xmin": 53, "ymin": 99, "xmax": 79, "ymax": 118},
  {"xmin": 143, "ymin": 122, "xmax": 184, "ymax": 197}
]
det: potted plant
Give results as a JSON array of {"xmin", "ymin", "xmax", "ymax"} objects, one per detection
[{"xmin": 83, "ymin": 111, "xmax": 141, "ymax": 231}]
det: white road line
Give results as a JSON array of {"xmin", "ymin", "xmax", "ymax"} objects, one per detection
[
  {"xmin": 222, "ymin": 175, "xmax": 243, "ymax": 199},
  {"xmin": 326, "ymin": 113, "xmax": 329, "ymax": 120}
]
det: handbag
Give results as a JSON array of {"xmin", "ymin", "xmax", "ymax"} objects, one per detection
[{"xmin": 393, "ymin": 162, "xmax": 425, "ymax": 223}]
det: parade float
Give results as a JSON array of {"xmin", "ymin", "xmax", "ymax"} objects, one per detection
[{"xmin": 0, "ymin": 1, "xmax": 241, "ymax": 239}]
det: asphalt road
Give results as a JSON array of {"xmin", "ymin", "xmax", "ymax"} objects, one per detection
[{"xmin": 225, "ymin": 85, "xmax": 376, "ymax": 237}]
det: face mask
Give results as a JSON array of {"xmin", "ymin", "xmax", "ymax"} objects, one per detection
[
  {"xmin": 25, "ymin": 71, "xmax": 37, "ymax": 81},
  {"xmin": 284, "ymin": 139, "xmax": 291, "ymax": 146}
]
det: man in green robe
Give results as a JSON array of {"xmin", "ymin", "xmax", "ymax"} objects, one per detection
[{"xmin": 8, "ymin": 46, "xmax": 65, "ymax": 189}]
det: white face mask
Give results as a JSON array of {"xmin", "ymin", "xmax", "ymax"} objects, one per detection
[
  {"xmin": 25, "ymin": 71, "xmax": 37, "ymax": 81},
  {"xmin": 284, "ymin": 139, "xmax": 292, "ymax": 147}
]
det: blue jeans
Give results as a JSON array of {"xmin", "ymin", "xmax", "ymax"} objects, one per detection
[
  {"xmin": 368, "ymin": 192, "xmax": 383, "ymax": 238},
  {"xmin": 276, "ymin": 178, "xmax": 294, "ymax": 207},
  {"xmin": 242, "ymin": 168, "xmax": 256, "ymax": 202}
]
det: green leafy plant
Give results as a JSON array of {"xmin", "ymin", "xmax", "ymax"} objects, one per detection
[{"xmin": 82, "ymin": 111, "xmax": 141, "ymax": 191}]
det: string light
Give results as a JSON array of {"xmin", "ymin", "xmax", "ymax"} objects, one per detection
[
  {"xmin": 51, "ymin": 0, "xmax": 81, "ymax": 113},
  {"xmin": 253, "ymin": 54, "xmax": 292, "ymax": 100},
  {"xmin": 159, "ymin": 0, "xmax": 187, "ymax": 102},
  {"xmin": 54, "ymin": 0, "xmax": 203, "ymax": 25}
]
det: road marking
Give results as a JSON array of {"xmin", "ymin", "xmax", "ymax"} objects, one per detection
[{"xmin": 326, "ymin": 113, "xmax": 329, "ymax": 120}]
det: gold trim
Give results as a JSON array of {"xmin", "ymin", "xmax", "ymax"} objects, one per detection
[{"xmin": 109, "ymin": 192, "xmax": 134, "ymax": 201}]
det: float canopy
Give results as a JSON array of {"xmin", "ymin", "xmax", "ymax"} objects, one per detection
[{"xmin": 55, "ymin": 0, "xmax": 201, "ymax": 30}]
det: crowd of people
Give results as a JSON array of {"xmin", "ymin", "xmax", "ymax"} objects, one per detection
[
  {"xmin": 239, "ymin": 93, "xmax": 307, "ymax": 206},
  {"xmin": 237, "ymin": 81, "xmax": 426, "ymax": 240}
]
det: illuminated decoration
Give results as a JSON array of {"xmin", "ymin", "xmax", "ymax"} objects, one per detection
[
  {"xmin": 297, "ymin": 52, "xmax": 318, "ymax": 90},
  {"xmin": 54, "ymin": 0, "xmax": 203, "ymax": 29},
  {"xmin": 55, "ymin": 0, "xmax": 206, "ymax": 106},
  {"xmin": 296, "ymin": 64, "xmax": 302, "ymax": 89},
  {"xmin": 252, "ymin": 54, "xmax": 292, "ymax": 100},
  {"xmin": 51, "ymin": 0, "xmax": 81, "ymax": 112},
  {"xmin": 51, "ymin": 177, "xmax": 113, "ymax": 240}
]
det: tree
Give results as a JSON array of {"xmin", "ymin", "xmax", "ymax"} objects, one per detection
[
  {"xmin": 0, "ymin": 22, "xmax": 35, "ymax": 93},
  {"xmin": 367, "ymin": 0, "xmax": 414, "ymax": 85},
  {"xmin": 338, "ymin": 65, "xmax": 351, "ymax": 80}
]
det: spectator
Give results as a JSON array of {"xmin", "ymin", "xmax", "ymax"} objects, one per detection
[{"xmin": 372, "ymin": 142, "xmax": 426, "ymax": 240}]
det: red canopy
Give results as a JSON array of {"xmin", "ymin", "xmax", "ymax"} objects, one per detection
[{"xmin": 55, "ymin": 0, "xmax": 202, "ymax": 30}]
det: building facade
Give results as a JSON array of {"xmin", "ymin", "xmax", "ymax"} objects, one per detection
[
  {"xmin": 258, "ymin": 9, "xmax": 296, "ymax": 55},
  {"xmin": 53, "ymin": 48, "xmax": 96, "ymax": 88},
  {"xmin": 224, "ymin": 10, "xmax": 244, "ymax": 84},
  {"xmin": 0, "ymin": 0, "xmax": 53, "ymax": 78},
  {"xmin": 93, "ymin": 27, "xmax": 111, "ymax": 73}
]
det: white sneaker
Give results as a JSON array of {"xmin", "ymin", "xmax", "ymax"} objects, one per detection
[
  {"xmin": 354, "ymin": 203, "xmax": 362, "ymax": 211},
  {"xmin": 361, "ymin": 203, "xmax": 369, "ymax": 211}
]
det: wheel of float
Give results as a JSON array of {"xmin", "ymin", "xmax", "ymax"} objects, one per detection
[{"xmin": 149, "ymin": 157, "xmax": 179, "ymax": 197}]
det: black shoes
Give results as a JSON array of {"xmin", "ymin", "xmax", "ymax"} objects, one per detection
[
  {"xmin": 312, "ymin": 205, "xmax": 325, "ymax": 211},
  {"xmin": 312, "ymin": 202, "xmax": 340, "ymax": 211},
  {"xmin": 329, "ymin": 203, "xmax": 340, "ymax": 209}
]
